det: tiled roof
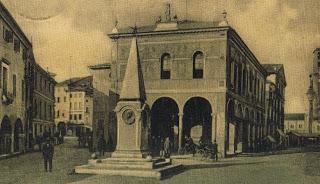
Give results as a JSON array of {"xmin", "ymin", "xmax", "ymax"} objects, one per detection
[
  {"xmin": 284, "ymin": 113, "xmax": 305, "ymax": 120},
  {"xmin": 57, "ymin": 77, "xmax": 84, "ymax": 86}
]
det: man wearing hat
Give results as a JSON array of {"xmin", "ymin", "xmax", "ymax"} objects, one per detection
[{"xmin": 42, "ymin": 138, "xmax": 54, "ymax": 172}]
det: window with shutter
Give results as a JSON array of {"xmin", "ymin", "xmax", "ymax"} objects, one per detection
[{"xmin": 161, "ymin": 53, "xmax": 171, "ymax": 79}]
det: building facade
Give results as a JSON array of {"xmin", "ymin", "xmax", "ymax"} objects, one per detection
[
  {"xmin": 263, "ymin": 64, "xmax": 286, "ymax": 146},
  {"xmin": 31, "ymin": 63, "xmax": 56, "ymax": 140},
  {"xmin": 103, "ymin": 11, "xmax": 285, "ymax": 156},
  {"xmin": 311, "ymin": 48, "xmax": 320, "ymax": 119},
  {"xmin": 284, "ymin": 113, "xmax": 320, "ymax": 134},
  {"xmin": 0, "ymin": 2, "xmax": 32, "ymax": 155},
  {"xmin": 55, "ymin": 76, "xmax": 93, "ymax": 136},
  {"xmin": 88, "ymin": 63, "xmax": 115, "ymax": 150}
]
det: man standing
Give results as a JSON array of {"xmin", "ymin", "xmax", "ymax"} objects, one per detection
[
  {"xmin": 212, "ymin": 140, "xmax": 218, "ymax": 161},
  {"xmin": 97, "ymin": 135, "xmax": 106, "ymax": 157},
  {"xmin": 42, "ymin": 138, "xmax": 54, "ymax": 172}
]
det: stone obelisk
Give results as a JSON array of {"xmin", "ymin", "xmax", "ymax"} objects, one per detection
[{"xmin": 112, "ymin": 37, "xmax": 150, "ymax": 158}]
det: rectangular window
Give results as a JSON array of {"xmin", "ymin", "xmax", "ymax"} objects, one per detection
[
  {"xmin": 86, "ymin": 107, "xmax": 89, "ymax": 113},
  {"xmin": 22, "ymin": 80, "xmax": 25, "ymax": 101},
  {"xmin": 3, "ymin": 27, "xmax": 13, "ymax": 43},
  {"xmin": 3, "ymin": 67, "xmax": 8, "ymax": 94},
  {"xmin": 13, "ymin": 74, "xmax": 16, "ymax": 96},
  {"xmin": 79, "ymin": 114, "xmax": 82, "ymax": 120},
  {"xmin": 14, "ymin": 38, "xmax": 20, "ymax": 52},
  {"xmin": 64, "ymin": 96, "xmax": 66, "ymax": 102},
  {"xmin": 74, "ymin": 114, "xmax": 77, "ymax": 120},
  {"xmin": 69, "ymin": 114, "xmax": 72, "ymax": 120},
  {"xmin": 62, "ymin": 113, "xmax": 64, "ymax": 117},
  {"xmin": 57, "ymin": 110, "xmax": 60, "ymax": 118},
  {"xmin": 70, "ymin": 94, "xmax": 72, "ymax": 98},
  {"xmin": 57, "ymin": 97, "xmax": 60, "ymax": 103}
]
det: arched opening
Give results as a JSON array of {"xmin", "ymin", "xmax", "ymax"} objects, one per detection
[
  {"xmin": 193, "ymin": 51, "xmax": 204, "ymax": 79},
  {"xmin": 0, "ymin": 116, "xmax": 12, "ymax": 155},
  {"xmin": 160, "ymin": 53, "xmax": 171, "ymax": 79},
  {"xmin": 151, "ymin": 97, "xmax": 179, "ymax": 154},
  {"xmin": 183, "ymin": 97, "xmax": 212, "ymax": 144},
  {"xmin": 14, "ymin": 119, "xmax": 23, "ymax": 152}
]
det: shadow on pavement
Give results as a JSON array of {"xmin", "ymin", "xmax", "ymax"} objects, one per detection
[{"xmin": 184, "ymin": 161, "xmax": 266, "ymax": 170}]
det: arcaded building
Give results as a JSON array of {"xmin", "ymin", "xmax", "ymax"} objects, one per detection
[
  {"xmin": 104, "ymin": 11, "xmax": 277, "ymax": 157},
  {"xmin": 263, "ymin": 64, "xmax": 286, "ymax": 146}
]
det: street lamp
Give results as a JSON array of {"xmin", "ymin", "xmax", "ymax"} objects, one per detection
[{"xmin": 306, "ymin": 74, "xmax": 316, "ymax": 134}]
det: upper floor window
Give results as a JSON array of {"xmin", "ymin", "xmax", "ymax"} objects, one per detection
[
  {"xmin": 12, "ymin": 74, "xmax": 16, "ymax": 96},
  {"xmin": 193, "ymin": 51, "xmax": 204, "ymax": 79},
  {"xmin": 160, "ymin": 53, "xmax": 171, "ymax": 79},
  {"xmin": 14, "ymin": 38, "xmax": 20, "ymax": 53},
  {"xmin": 3, "ymin": 27, "xmax": 13, "ymax": 43},
  {"xmin": 2, "ymin": 67, "xmax": 8, "ymax": 94}
]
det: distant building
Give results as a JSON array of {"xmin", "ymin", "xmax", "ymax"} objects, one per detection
[
  {"xmin": 263, "ymin": 64, "xmax": 287, "ymax": 145},
  {"xmin": 88, "ymin": 63, "xmax": 115, "ymax": 150},
  {"xmin": 311, "ymin": 48, "xmax": 320, "ymax": 119},
  {"xmin": 0, "ymin": 2, "xmax": 32, "ymax": 155},
  {"xmin": 55, "ymin": 76, "xmax": 93, "ymax": 136},
  {"xmin": 284, "ymin": 113, "xmax": 320, "ymax": 134}
]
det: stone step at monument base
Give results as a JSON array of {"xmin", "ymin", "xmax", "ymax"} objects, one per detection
[{"xmin": 75, "ymin": 158, "xmax": 184, "ymax": 180}]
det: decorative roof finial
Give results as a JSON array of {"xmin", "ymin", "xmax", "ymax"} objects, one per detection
[
  {"xmin": 111, "ymin": 19, "xmax": 119, "ymax": 33},
  {"xmin": 219, "ymin": 10, "xmax": 229, "ymax": 26},
  {"xmin": 165, "ymin": 3, "xmax": 171, "ymax": 22}
]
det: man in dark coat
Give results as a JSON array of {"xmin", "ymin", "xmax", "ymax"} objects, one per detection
[
  {"xmin": 97, "ymin": 136, "xmax": 106, "ymax": 157},
  {"xmin": 42, "ymin": 138, "xmax": 54, "ymax": 172}
]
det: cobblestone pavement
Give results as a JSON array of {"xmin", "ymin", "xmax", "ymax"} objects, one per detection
[
  {"xmin": 1, "ymin": 139, "xmax": 320, "ymax": 184},
  {"xmin": 0, "ymin": 137, "xmax": 92, "ymax": 184}
]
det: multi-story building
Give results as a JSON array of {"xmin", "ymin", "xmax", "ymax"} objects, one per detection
[
  {"xmin": 263, "ymin": 64, "xmax": 286, "ymax": 145},
  {"xmin": 31, "ymin": 62, "xmax": 56, "ymax": 139},
  {"xmin": 311, "ymin": 48, "xmax": 320, "ymax": 119},
  {"xmin": 55, "ymin": 76, "xmax": 93, "ymax": 136},
  {"xmin": 88, "ymin": 63, "xmax": 114, "ymax": 150},
  {"xmin": 0, "ymin": 2, "xmax": 32, "ymax": 156},
  {"xmin": 101, "ymin": 8, "xmax": 281, "ymax": 157}
]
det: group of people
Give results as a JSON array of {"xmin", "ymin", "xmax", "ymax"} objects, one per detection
[
  {"xmin": 184, "ymin": 135, "xmax": 219, "ymax": 161},
  {"xmin": 77, "ymin": 133, "xmax": 93, "ymax": 152}
]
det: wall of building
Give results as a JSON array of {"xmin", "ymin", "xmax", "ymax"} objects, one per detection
[
  {"xmin": 32, "ymin": 66, "xmax": 55, "ymax": 138},
  {"xmin": 90, "ymin": 67, "xmax": 113, "ymax": 150},
  {"xmin": 0, "ymin": 15, "xmax": 27, "ymax": 154}
]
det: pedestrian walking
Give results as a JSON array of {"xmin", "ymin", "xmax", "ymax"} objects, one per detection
[
  {"xmin": 212, "ymin": 140, "xmax": 218, "ymax": 161},
  {"xmin": 97, "ymin": 135, "xmax": 106, "ymax": 157},
  {"xmin": 164, "ymin": 137, "xmax": 171, "ymax": 158},
  {"xmin": 42, "ymin": 138, "xmax": 54, "ymax": 172}
]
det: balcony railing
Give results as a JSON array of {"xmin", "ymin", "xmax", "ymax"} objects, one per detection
[{"xmin": 2, "ymin": 91, "xmax": 14, "ymax": 105}]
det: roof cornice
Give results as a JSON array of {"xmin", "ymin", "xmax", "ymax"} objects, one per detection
[
  {"xmin": 228, "ymin": 29, "xmax": 267, "ymax": 77},
  {"xmin": 0, "ymin": 2, "xmax": 32, "ymax": 48},
  {"xmin": 108, "ymin": 26, "xmax": 230, "ymax": 39}
]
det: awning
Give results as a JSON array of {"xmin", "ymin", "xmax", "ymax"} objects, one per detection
[
  {"xmin": 277, "ymin": 129, "xmax": 286, "ymax": 137},
  {"xmin": 289, "ymin": 132, "xmax": 320, "ymax": 138},
  {"xmin": 266, "ymin": 135, "xmax": 276, "ymax": 143}
]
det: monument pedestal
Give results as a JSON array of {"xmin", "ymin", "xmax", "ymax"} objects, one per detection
[{"xmin": 75, "ymin": 157, "xmax": 183, "ymax": 179}]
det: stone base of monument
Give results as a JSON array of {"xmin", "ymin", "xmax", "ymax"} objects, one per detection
[{"xmin": 75, "ymin": 157, "xmax": 184, "ymax": 180}]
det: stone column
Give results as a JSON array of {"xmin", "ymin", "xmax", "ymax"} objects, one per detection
[
  {"xmin": 211, "ymin": 113, "xmax": 216, "ymax": 141},
  {"xmin": 178, "ymin": 113, "xmax": 184, "ymax": 151}
]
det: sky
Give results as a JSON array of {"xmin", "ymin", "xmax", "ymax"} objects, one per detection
[{"xmin": 1, "ymin": 0, "xmax": 320, "ymax": 113}]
